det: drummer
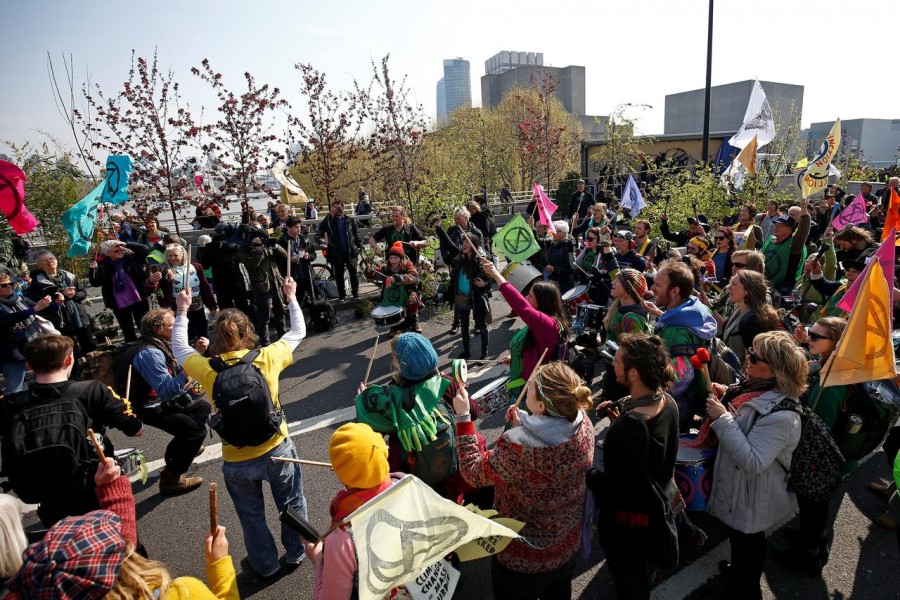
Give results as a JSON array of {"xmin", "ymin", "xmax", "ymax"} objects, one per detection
[
  {"xmin": 369, "ymin": 205, "xmax": 428, "ymax": 264},
  {"xmin": 573, "ymin": 227, "xmax": 602, "ymax": 284},
  {"xmin": 365, "ymin": 242, "xmax": 421, "ymax": 334},
  {"xmin": 479, "ymin": 257, "xmax": 570, "ymax": 405}
]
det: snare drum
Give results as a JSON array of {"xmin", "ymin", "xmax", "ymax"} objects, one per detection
[
  {"xmin": 501, "ymin": 261, "xmax": 541, "ymax": 295},
  {"xmin": 470, "ymin": 376, "xmax": 510, "ymax": 416},
  {"xmin": 114, "ymin": 448, "xmax": 143, "ymax": 476},
  {"xmin": 372, "ymin": 305, "xmax": 406, "ymax": 328},
  {"xmin": 561, "ymin": 285, "xmax": 590, "ymax": 316},
  {"xmin": 674, "ymin": 434, "xmax": 717, "ymax": 510},
  {"xmin": 576, "ymin": 303, "xmax": 605, "ymax": 333}
]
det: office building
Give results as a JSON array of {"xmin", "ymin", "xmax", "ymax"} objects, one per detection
[
  {"xmin": 485, "ymin": 51, "xmax": 544, "ymax": 75},
  {"xmin": 481, "ymin": 63, "xmax": 585, "ymax": 115},
  {"xmin": 436, "ymin": 58, "xmax": 471, "ymax": 121},
  {"xmin": 808, "ymin": 118, "xmax": 900, "ymax": 168}
]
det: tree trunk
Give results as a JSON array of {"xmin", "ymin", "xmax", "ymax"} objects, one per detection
[{"xmin": 168, "ymin": 198, "xmax": 181, "ymax": 236}]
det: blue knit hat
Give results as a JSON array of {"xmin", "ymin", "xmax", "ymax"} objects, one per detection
[{"xmin": 395, "ymin": 333, "xmax": 438, "ymax": 381}]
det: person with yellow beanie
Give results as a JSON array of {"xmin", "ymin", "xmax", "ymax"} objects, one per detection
[{"xmin": 305, "ymin": 422, "xmax": 400, "ymax": 600}]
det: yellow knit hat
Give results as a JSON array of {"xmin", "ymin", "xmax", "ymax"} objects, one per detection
[{"xmin": 329, "ymin": 423, "xmax": 389, "ymax": 489}]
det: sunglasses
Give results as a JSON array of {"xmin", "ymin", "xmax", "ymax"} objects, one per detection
[
  {"xmin": 715, "ymin": 236, "xmax": 727, "ymax": 241},
  {"xmin": 0, "ymin": 282, "xmax": 14, "ymax": 288},
  {"xmin": 732, "ymin": 262, "xmax": 747, "ymax": 269},
  {"xmin": 808, "ymin": 331, "xmax": 830, "ymax": 342},
  {"xmin": 747, "ymin": 348, "xmax": 769, "ymax": 364}
]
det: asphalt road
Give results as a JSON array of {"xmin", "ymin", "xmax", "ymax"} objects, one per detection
[{"xmin": 19, "ymin": 292, "xmax": 900, "ymax": 599}]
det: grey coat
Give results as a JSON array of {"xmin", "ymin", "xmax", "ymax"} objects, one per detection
[{"xmin": 706, "ymin": 389, "xmax": 802, "ymax": 533}]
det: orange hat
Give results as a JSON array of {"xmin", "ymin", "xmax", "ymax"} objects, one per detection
[{"xmin": 388, "ymin": 242, "xmax": 406, "ymax": 257}]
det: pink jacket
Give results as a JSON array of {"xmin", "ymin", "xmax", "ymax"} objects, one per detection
[{"xmin": 499, "ymin": 282, "xmax": 560, "ymax": 381}]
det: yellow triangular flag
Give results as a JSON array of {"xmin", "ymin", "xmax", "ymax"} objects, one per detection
[
  {"xmin": 737, "ymin": 134, "xmax": 758, "ymax": 176},
  {"xmin": 822, "ymin": 260, "xmax": 897, "ymax": 387}
]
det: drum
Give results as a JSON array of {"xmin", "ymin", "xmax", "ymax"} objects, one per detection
[
  {"xmin": 114, "ymin": 448, "xmax": 143, "ymax": 476},
  {"xmin": 471, "ymin": 376, "xmax": 510, "ymax": 416},
  {"xmin": 561, "ymin": 285, "xmax": 590, "ymax": 316},
  {"xmin": 575, "ymin": 303, "xmax": 605, "ymax": 333},
  {"xmin": 501, "ymin": 261, "xmax": 541, "ymax": 295},
  {"xmin": 674, "ymin": 434, "xmax": 717, "ymax": 510},
  {"xmin": 372, "ymin": 305, "xmax": 406, "ymax": 328}
]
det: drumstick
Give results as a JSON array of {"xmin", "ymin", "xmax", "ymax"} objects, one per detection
[
  {"xmin": 363, "ymin": 334, "xmax": 379, "ymax": 386},
  {"xmin": 514, "ymin": 347, "xmax": 549, "ymax": 409},
  {"xmin": 271, "ymin": 456, "xmax": 333, "ymax": 468},
  {"xmin": 86, "ymin": 428, "xmax": 106, "ymax": 461},
  {"xmin": 125, "ymin": 365, "xmax": 132, "ymax": 405},
  {"xmin": 209, "ymin": 483, "xmax": 218, "ymax": 537},
  {"xmin": 286, "ymin": 241, "xmax": 291, "ymax": 277},
  {"xmin": 185, "ymin": 244, "xmax": 192, "ymax": 291}
]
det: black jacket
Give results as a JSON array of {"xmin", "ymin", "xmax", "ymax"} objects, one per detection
[
  {"xmin": 318, "ymin": 215, "xmax": 362, "ymax": 260},
  {"xmin": 88, "ymin": 243, "xmax": 150, "ymax": 310}
]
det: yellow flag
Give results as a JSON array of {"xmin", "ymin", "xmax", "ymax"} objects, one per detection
[
  {"xmin": 822, "ymin": 260, "xmax": 897, "ymax": 387},
  {"xmin": 801, "ymin": 119, "xmax": 841, "ymax": 198},
  {"xmin": 737, "ymin": 134, "xmax": 758, "ymax": 176}
]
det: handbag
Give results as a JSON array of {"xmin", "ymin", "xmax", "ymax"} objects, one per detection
[
  {"xmin": 32, "ymin": 315, "xmax": 61, "ymax": 337},
  {"xmin": 454, "ymin": 293, "xmax": 471, "ymax": 310}
]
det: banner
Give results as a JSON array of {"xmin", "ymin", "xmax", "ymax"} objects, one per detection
[
  {"xmin": 61, "ymin": 182, "xmax": 104, "ymax": 257},
  {"xmin": 0, "ymin": 160, "xmax": 39, "ymax": 234},
  {"xmin": 837, "ymin": 228, "xmax": 895, "ymax": 313},
  {"xmin": 728, "ymin": 80, "xmax": 776, "ymax": 150},
  {"xmin": 620, "ymin": 174, "xmax": 646, "ymax": 217},
  {"xmin": 883, "ymin": 189, "xmax": 900, "ymax": 245},
  {"xmin": 823, "ymin": 260, "xmax": 897, "ymax": 387},
  {"xmin": 801, "ymin": 119, "xmax": 841, "ymax": 198},
  {"xmin": 494, "ymin": 214, "xmax": 539, "ymax": 263},
  {"xmin": 736, "ymin": 134, "xmax": 758, "ymax": 176},
  {"xmin": 830, "ymin": 194, "xmax": 869, "ymax": 230},
  {"xmin": 532, "ymin": 183, "xmax": 557, "ymax": 233},
  {"xmin": 101, "ymin": 155, "xmax": 132, "ymax": 205},
  {"xmin": 348, "ymin": 475, "xmax": 519, "ymax": 600}
]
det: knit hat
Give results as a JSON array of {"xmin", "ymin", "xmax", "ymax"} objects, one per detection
[
  {"xmin": 10, "ymin": 510, "xmax": 126, "ymax": 600},
  {"xmin": 618, "ymin": 268, "xmax": 648, "ymax": 301},
  {"xmin": 329, "ymin": 423, "xmax": 389, "ymax": 489},
  {"xmin": 388, "ymin": 241, "xmax": 406, "ymax": 258},
  {"xmin": 395, "ymin": 332, "xmax": 438, "ymax": 381}
]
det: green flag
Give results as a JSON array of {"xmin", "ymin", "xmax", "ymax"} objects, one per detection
[{"xmin": 495, "ymin": 214, "xmax": 539, "ymax": 262}]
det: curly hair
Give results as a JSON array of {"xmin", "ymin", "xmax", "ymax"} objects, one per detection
[
  {"xmin": 617, "ymin": 333, "xmax": 675, "ymax": 392},
  {"xmin": 139, "ymin": 308, "xmax": 174, "ymax": 340},
  {"xmin": 211, "ymin": 309, "xmax": 259, "ymax": 354},
  {"xmin": 533, "ymin": 361, "xmax": 592, "ymax": 422}
]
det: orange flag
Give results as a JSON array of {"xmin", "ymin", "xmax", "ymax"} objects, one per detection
[
  {"xmin": 822, "ymin": 260, "xmax": 897, "ymax": 387},
  {"xmin": 736, "ymin": 134, "xmax": 758, "ymax": 176},
  {"xmin": 883, "ymin": 188, "xmax": 900, "ymax": 244}
]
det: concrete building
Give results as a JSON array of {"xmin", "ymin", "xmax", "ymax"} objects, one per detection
[
  {"xmin": 485, "ymin": 50, "xmax": 544, "ymax": 75},
  {"xmin": 807, "ymin": 118, "xmax": 900, "ymax": 168},
  {"xmin": 481, "ymin": 64, "xmax": 586, "ymax": 115},
  {"xmin": 436, "ymin": 58, "xmax": 471, "ymax": 121},
  {"xmin": 664, "ymin": 80, "xmax": 804, "ymax": 143}
]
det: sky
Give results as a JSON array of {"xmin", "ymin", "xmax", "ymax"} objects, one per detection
[{"xmin": 2, "ymin": 0, "xmax": 897, "ymax": 159}]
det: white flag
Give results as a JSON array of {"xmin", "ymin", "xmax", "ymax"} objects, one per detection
[
  {"xmin": 728, "ymin": 80, "xmax": 776, "ymax": 151},
  {"xmin": 348, "ymin": 475, "xmax": 520, "ymax": 600},
  {"xmin": 620, "ymin": 175, "xmax": 646, "ymax": 217}
]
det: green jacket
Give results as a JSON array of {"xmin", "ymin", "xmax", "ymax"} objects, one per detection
[{"xmin": 238, "ymin": 244, "xmax": 286, "ymax": 294}]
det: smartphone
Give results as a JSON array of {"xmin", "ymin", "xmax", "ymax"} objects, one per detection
[{"xmin": 149, "ymin": 265, "xmax": 160, "ymax": 274}]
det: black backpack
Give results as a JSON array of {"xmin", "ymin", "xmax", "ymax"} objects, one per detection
[
  {"xmin": 1, "ymin": 384, "xmax": 97, "ymax": 504},
  {"xmin": 833, "ymin": 379, "xmax": 900, "ymax": 462},
  {"xmin": 208, "ymin": 350, "xmax": 282, "ymax": 448}
]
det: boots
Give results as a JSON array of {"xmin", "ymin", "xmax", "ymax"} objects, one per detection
[{"xmin": 159, "ymin": 469, "xmax": 203, "ymax": 495}]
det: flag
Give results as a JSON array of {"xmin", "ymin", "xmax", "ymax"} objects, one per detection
[
  {"xmin": 348, "ymin": 475, "xmax": 520, "ymax": 600},
  {"xmin": 831, "ymin": 194, "xmax": 869, "ymax": 230},
  {"xmin": 495, "ymin": 213, "xmax": 539, "ymax": 262},
  {"xmin": 837, "ymin": 228, "xmax": 896, "ymax": 313},
  {"xmin": 801, "ymin": 119, "xmax": 841, "ymax": 198},
  {"xmin": 728, "ymin": 80, "xmax": 776, "ymax": 150},
  {"xmin": 822, "ymin": 260, "xmax": 896, "ymax": 387},
  {"xmin": 883, "ymin": 189, "xmax": 900, "ymax": 244},
  {"xmin": 61, "ymin": 181, "xmax": 104, "ymax": 257},
  {"xmin": 736, "ymin": 134, "xmax": 758, "ymax": 176},
  {"xmin": 0, "ymin": 160, "xmax": 39, "ymax": 234},
  {"xmin": 101, "ymin": 155, "xmax": 132, "ymax": 205},
  {"xmin": 532, "ymin": 183, "xmax": 557, "ymax": 233},
  {"xmin": 620, "ymin": 174, "xmax": 646, "ymax": 217}
]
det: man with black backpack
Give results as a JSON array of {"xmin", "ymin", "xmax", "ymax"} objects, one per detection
[
  {"xmin": 116, "ymin": 308, "xmax": 211, "ymax": 496},
  {"xmin": 172, "ymin": 276, "xmax": 308, "ymax": 582},
  {"xmin": 0, "ymin": 335, "xmax": 144, "ymax": 527}
]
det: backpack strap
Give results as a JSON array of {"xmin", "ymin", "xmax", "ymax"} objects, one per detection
[{"xmin": 210, "ymin": 348, "xmax": 262, "ymax": 373}]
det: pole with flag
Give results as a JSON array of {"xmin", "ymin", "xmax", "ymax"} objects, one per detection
[
  {"xmin": 532, "ymin": 183, "xmax": 558, "ymax": 234},
  {"xmin": 801, "ymin": 119, "xmax": 842, "ymax": 199},
  {"xmin": 620, "ymin": 174, "xmax": 646, "ymax": 217}
]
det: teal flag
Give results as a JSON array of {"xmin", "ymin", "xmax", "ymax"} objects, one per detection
[
  {"xmin": 101, "ymin": 155, "xmax": 132, "ymax": 205},
  {"xmin": 61, "ymin": 182, "xmax": 103, "ymax": 257},
  {"xmin": 494, "ymin": 213, "xmax": 539, "ymax": 262}
]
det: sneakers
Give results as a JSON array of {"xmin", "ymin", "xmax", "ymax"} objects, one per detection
[
  {"xmin": 281, "ymin": 553, "xmax": 306, "ymax": 573},
  {"xmin": 159, "ymin": 473, "xmax": 203, "ymax": 495},
  {"xmin": 449, "ymin": 327, "xmax": 459, "ymax": 336}
]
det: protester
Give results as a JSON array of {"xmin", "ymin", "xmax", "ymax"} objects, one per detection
[
  {"xmin": 454, "ymin": 361, "xmax": 594, "ymax": 600},
  {"xmin": 468, "ymin": 196, "xmax": 497, "ymax": 255},
  {"xmin": 480, "ymin": 257, "xmax": 569, "ymax": 403},
  {"xmin": 573, "ymin": 226, "xmax": 602, "ymax": 285},
  {"xmin": 139, "ymin": 216, "xmax": 168, "ymax": 247},
  {"xmin": 602, "ymin": 268, "xmax": 650, "ymax": 341},
  {"xmin": 660, "ymin": 213, "xmax": 707, "ymax": 247},
  {"xmin": 732, "ymin": 205, "xmax": 764, "ymax": 250},
  {"xmin": 279, "ymin": 217, "xmax": 317, "ymax": 308},
  {"xmin": 544, "ymin": 221, "xmax": 576, "ymax": 293},
  {"xmin": 710, "ymin": 227, "xmax": 736, "ymax": 285},
  {"xmin": 366, "ymin": 242, "xmax": 421, "ymax": 334},
  {"xmin": 0, "ymin": 271, "xmax": 56, "ymax": 394},
  {"xmin": 146, "ymin": 243, "xmax": 218, "ymax": 341},
  {"xmin": 720, "ymin": 270, "xmax": 782, "ymax": 360},
  {"xmin": 761, "ymin": 198, "xmax": 810, "ymax": 294},
  {"xmin": 706, "ymin": 331, "xmax": 806, "ymax": 600},
  {"xmin": 117, "ymin": 308, "xmax": 211, "ymax": 495},
  {"xmin": 173, "ymin": 278, "xmax": 308, "ymax": 581},
  {"xmin": 590, "ymin": 333, "xmax": 679, "ymax": 599},
  {"xmin": 434, "ymin": 207, "xmax": 486, "ymax": 332},
  {"xmin": 833, "ymin": 226, "xmax": 876, "ymax": 265},
  {"xmin": 611, "ymin": 230, "xmax": 647, "ymax": 273},
  {"xmin": 355, "ymin": 192, "xmax": 373, "ymax": 227},
  {"xmin": 369, "ymin": 205, "xmax": 426, "ymax": 266},
  {"xmin": 446, "ymin": 235, "xmax": 490, "ymax": 359},
  {"xmin": 318, "ymin": 199, "xmax": 363, "ymax": 300},
  {"xmin": 238, "ymin": 227, "xmax": 288, "ymax": 347},
  {"xmin": 27, "ymin": 250, "xmax": 94, "ymax": 355},
  {"xmin": 89, "ymin": 239, "xmax": 151, "ymax": 343},
  {"xmin": 204, "ymin": 224, "xmax": 254, "ymax": 316},
  {"xmin": 0, "ymin": 335, "xmax": 144, "ymax": 527},
  {"xmin": 686, "ymin": 235, "xmax": 716, "ymax": 280},
  {"xmin": 568, "ymin": 179, "xmax": 595, "ymax": 235}
]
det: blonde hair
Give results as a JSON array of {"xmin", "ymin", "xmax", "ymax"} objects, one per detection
[
  {"xmin": 0, "ymin": 494, "xmax": 27, "ymax": 579},
  {"xmin": 752, "ymin": 331, "xmax": 808, "ymax": 399},
  {"xmin": 603, "ymin": 269, "xmax": 646, "ymax": 331},
  {"xmin": 211, "ymin": 309, "xmax": 259, "ymax": 354},
  {"xmin": 105, "ymin": 543, "xmax": 173, "ymax": 600},
  {"xmin": 534, "ymin": 362, "xmax": 592, "ymax": 422}
]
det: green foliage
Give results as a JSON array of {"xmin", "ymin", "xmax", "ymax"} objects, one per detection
[{"xmin": 644, "ymin": 164, "xmax": 734, "ymax": 227}]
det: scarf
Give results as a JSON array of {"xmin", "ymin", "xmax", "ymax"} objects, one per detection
[
  {"xmin": 685, "ymin": 377, "xmax": 777, "ymax": 447},
  {"xmin": 329, "ymin": 479, "xmax": 393, "ymax": 525},
  {"xmin": 108, "ymin": 258, "xmax": 141, "ymax": 309}
]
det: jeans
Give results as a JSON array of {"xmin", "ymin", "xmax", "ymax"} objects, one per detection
[
  {"xmin": 222, "ymin": 437, "xmax": 308, "ymax": 576},
  {"xmin": 1, "ymin": 359, "xmax": 27, "ymax": 394}
]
